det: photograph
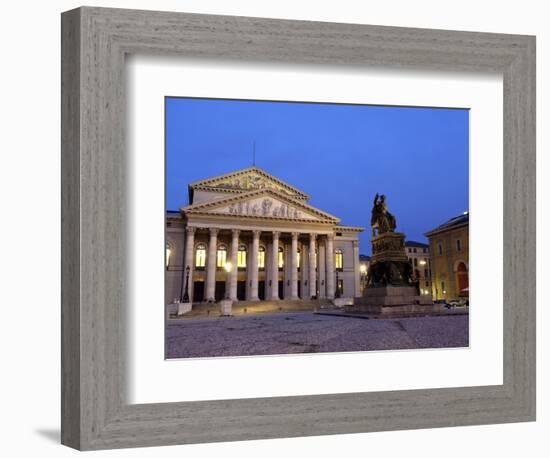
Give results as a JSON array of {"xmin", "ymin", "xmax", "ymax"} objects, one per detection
[{"xmin": 164, "ymin": 97, "xmax": 470, "ymax": 359}]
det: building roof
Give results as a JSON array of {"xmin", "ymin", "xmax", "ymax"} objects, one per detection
[
  {"xmin": 425, "ymin": 212, "xmax": 469, "ymax": 237},
  {"xmin": 335, "ymin": 225, "xmax": 364, "ymax": 233},
  {"xmin": 181, "ymin": 187, "xmax": 341, "ymax": 224},
  {"xmin": 359, "ymin": 254, "xmax": 371, "ymax": 261},
  {"xmin": 188, "ymin": 166, "xmax": 311, "ymax": 202},
  {"xmin": 405, "ymin": 240, "xmax": 429, "ymax": 248}
]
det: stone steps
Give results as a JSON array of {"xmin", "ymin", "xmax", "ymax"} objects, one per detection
[{"xmin": 173, "ymin": 298, "xmax": 334, "ymax": 319}]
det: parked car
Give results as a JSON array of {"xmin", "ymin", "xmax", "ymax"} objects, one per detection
[{"xmin": 447, "ymin": 298, "xmax": 468, "ymax": 308}]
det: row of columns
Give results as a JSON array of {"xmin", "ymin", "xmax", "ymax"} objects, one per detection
[{"xmin": 183, "ymin": 227, "xmax": 337, "ymax": 302}]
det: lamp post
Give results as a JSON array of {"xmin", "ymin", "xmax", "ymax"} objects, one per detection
[{"xmin": 181, "ymin": 265, "xmax": 190, "ymax": 303}]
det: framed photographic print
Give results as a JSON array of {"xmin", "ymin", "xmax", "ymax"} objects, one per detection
[{"xmin": 61, "ymin": 6, "xmax": 535, "ymax": 450}]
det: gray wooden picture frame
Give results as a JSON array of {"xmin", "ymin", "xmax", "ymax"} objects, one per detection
[{"xmin": 61, "ymin": 6, "xmax": 536, "ymax": 451}]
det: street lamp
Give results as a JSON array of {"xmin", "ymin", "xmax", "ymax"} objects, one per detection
[{"xmin": 181, "ymin": 265, "xmax": 190, "ymax": 303}]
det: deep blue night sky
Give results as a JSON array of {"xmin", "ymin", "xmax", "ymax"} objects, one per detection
[{"xmin": 166, "ymin": 97, "xmax": 469, "ymax": 255}]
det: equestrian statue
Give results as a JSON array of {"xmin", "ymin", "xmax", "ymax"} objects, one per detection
[{"xmin": 371, "ymin": 193, "xmax": 396, "ymax": 236}]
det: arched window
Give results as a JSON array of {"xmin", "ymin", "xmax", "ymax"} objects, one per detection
[
  {"xmin": 216, "ymin": 244, "xmax": 227, "ymax": 268},
  {"xmin": 335, "ymin": 249, "xmax": 343, "ymax": 270},
  {"xmin": 258, "ymin": 246, "xmax": 266, "ymax": 269},
  {"xmin": 165, "ymin": 243, "xmax": 171, "ymax": 269},
  {"xmin": 195, "ymin": 243, "xmax": 206, "ymax": 268},
  {"xmin": 278, "ymin": 246, "xmax": 284, "ymax": 269},
  {"xmin": 237, "ymin": 244, "xmax": 247, "ymax": 269}
]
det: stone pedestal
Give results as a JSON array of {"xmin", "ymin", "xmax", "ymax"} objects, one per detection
[
  {"xmin": 332, "ymin": 297, "xmax": 354, "ymax": 308},
  {"xmin": 349, "ymin": 231, "xmax": 439, "ymax": 316},
  {"xmin": 220, "ymin": 299, "xmax": 233, "ymax": 316},
  {"xmin": 177, "ymin": 302, "xmax": 192, "ymax": 316},
  {"xmin": 349, "ymin": 286, "xmax": 439, "ymax": 315}
]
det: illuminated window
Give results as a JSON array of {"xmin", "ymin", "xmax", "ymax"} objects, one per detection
[
  {"xmin": 278, "ymin": 246, "xmax": 284, "ymax": 269},
  {"xmin": 237, "ymin": 244, "xmax": 247, "ymax": 268},
  {"xmin": 195, "ymin": 243, "xmax": 206, "ymax": 268},
  {"xmin": 166, "ymin": 243, "xmax": 171, "ymax": 268},
  {"xmin": 216, "ymin": 244, "xmax": 227, "ymax": 268},
  {"xmin": 335, "ymin": 249, "xmax": 343, "ymax": 270},
  {"xmin": 258, "ymin": 246, "xmax": 265, "ymax": 269},
  {"xmin": 297, "ymin": 248, "xmax": 301, "ymax": 269}
]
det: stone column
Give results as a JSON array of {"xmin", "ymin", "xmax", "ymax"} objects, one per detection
[
  {"xmin": 353, "ymin": 240, "xmax": 361, "ymax": 297},
  {"xmin": 248, "ymin": 230, "xmax": 260, "ymax": 301},
  {"xmin": 326, "ymin": 234, "xmax": 335, "ymax": 300},
  {"xmin": 270, "ymin": 231, "xmax": 280, "ymax": 300},
  {"xmin": 229, "ymin": 229, "xmax": 239, "ymax": 300},
  {"xmin": 301, "ymin": 241, "xmax": 308, "ymax": 298},
  {"xmin": 309, "ymin": 233, "xmax": 317, "ymax": 299},
  {"xmin": 318, "ymin": 239, "xmax": 326, "ymax": 299},
  {"xmin": 290, "ymin": 232, "xmax": 299, "ymax": 300},
  {"xmin": 205, "ymin": 227, "xmax": 218, "ymax": 302},
  {"xmin": 183, "ymin": 227, "xmax": 196, "ymax": 301}
]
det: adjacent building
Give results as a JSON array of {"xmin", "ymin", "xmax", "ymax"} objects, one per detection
[
  {"xmin": 166, "ymin": 166, "xmax": 364, "ymax": 304},
  {"xmin": 404, "ymin": 241, "xmax": 432, "ymax": 296},
  {"xmin": 425, "ymin": 212, "xmax": 469, "ymax": 301}
]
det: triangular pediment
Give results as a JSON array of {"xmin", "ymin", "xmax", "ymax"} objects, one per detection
[
  {"xmin": 182, "ymin": 189, "xmax": 339, "ymax": 224},
  {"xmin": 189, "ymin": 167, "xmax": 310, "ymax": 200}
]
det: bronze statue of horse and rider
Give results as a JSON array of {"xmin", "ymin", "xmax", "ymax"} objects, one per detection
[
  {"xmin": 366, "ymin": 194, "xmax": 415, "ymax": 288},
  {"xmin": 371, "ymin": 193, "xmax": 396, "ymax": 236}
]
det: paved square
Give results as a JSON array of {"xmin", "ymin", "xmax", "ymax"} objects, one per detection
[{"xmin": 166, "ymin": 312, "xmax": 469, "ymax": 358}]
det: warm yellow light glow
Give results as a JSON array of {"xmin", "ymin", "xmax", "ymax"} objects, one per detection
[
  {"xmin": 419, "ymin": 260, "xmax": 426, "ymax": 266},
  {"xmin": 224, "ymin": 262, "xmax": 232, "ymax": 272},
  {"xmin": 237, "ymin": 246, "xmax": 247, "ymax": 268},
  {"xmin": 166, "ymin": 247, "xmax": 171, "ymax": 267},
  {"xmin": 195, "ymin": 244, "xmax": 206, "ymax": 267},
  {"xmin": 335, "ymin": 249, "xmax": 343, "ymax": 269},
  {"xmin": 360, "ymin": 264, "xmax": 367, "ymax": 274},
  {"xmin": 278, "ymin": 248, "xmax": 284, "ymax": 268},
  {"xmin": 258, "ymin": 247, "xmax": 265, "ymax": 268},
  {"xmin": 216, "ymin": 246, "xmax": 227, "ymax": 268}
]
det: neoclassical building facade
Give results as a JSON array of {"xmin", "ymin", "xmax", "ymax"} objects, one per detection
[{"xmin": 165, "ymin": 167, "xmax": 364, "ymax": 304}]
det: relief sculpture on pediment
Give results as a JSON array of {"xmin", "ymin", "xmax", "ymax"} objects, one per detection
[{"xmin": 209, "ymin": 173, "xmax": 295, "ymax": 196}]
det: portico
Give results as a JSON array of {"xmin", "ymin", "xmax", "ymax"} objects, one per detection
[{"xmin": 165, "ymin": 166, "xmax": 364, "ymax": 305}]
